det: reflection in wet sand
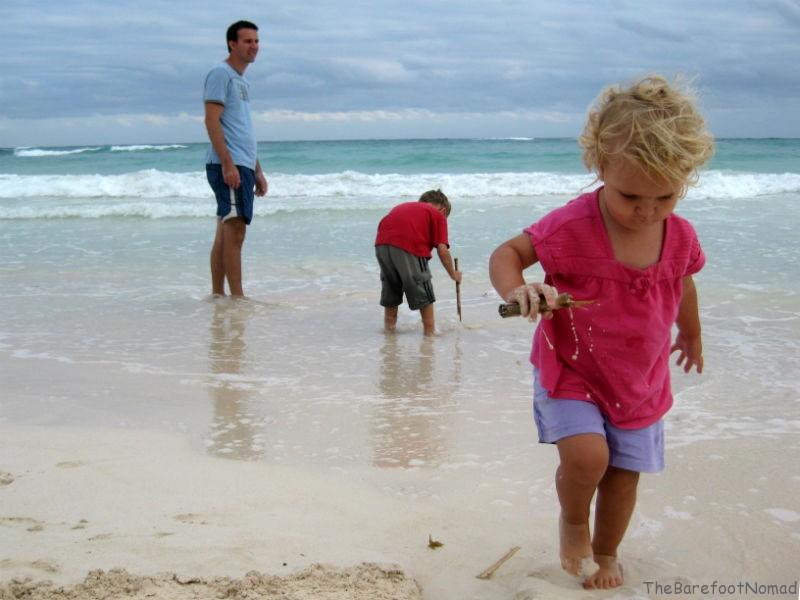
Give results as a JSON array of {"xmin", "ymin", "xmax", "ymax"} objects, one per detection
[
  {"xmin": 371, "ymin": 335, "xmax": 458, "ymax": 468},
  {"xmin": 206, "ymin": 300, "xmax": 264, "ymax": 460}
]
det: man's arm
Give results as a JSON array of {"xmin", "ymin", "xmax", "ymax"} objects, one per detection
[
  {"xmin": 671, "ymin": 275, "xmax": 704, "ymax": 373},
  {"xmin": 254, "ymin": 159, "xmax": 268, "ymax": 197},
  {"xmin": 435, "ymin": 243, "xmax": 462, "ymax": 283},
  {"xmin": 204, "ymin": 101, "xmax": 240, "ymax": 189}
]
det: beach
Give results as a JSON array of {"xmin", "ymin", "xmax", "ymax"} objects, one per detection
[
  {"xmin": 2, "ymin": 425, "xmax": 798, "ymax": 598},
  {"xmin": 1, "ymin": 139, "xmax": 799, "ymax": 599}
]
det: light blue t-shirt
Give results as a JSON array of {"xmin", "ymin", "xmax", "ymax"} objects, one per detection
[{"xmin": 203, "ymin": 62, "xmax": 258, "ymax": 170}]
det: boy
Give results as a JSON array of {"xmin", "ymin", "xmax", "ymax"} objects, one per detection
[{"xmin": 375, "ymin": 189, "xmax": 462, "ymax": 335}]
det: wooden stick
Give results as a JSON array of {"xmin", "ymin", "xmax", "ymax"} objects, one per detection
[
  {"xmin": 454, "ymin": 257, "xmax": 462, "ymax": 322},
  {"xmin": 498, "ymin": 293, "xmax": 593, "ymax": 318},
  {"xmin": 476, "ymin": 546, "xmax": 521, "ymax": 580}
]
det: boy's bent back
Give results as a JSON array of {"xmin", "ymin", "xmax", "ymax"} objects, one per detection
[{"xmin": 375, "ymin": 202, "xmax": 449, "ymax": 259}]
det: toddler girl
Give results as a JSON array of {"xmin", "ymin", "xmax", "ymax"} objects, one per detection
[{"xmin": 489, "ymin": 75, "xmax": 714, "ymax": 589}]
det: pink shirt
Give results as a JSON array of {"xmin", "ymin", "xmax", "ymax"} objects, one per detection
[
  {"xmin": 526, "ymin": 188, "xmax": 705, "ymax": 429},
  {"xmin": 375, "ymin": 202, "xmax": 449, "ymax": 259}
]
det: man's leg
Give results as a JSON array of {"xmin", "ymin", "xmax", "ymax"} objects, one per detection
[
  {"xmin": 222, "ymin": 218, "xmax": 247, "ymax": 297},
  {"xmin": 210, "ymin": 220, "xmax": 226, "ymax": 295}
]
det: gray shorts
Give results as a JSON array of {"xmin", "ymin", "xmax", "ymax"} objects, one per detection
[
  {"xmin": 533, "ymin": 370, "xmax": 665, "ymax": 473},
  {"xmin": 375, "ymin": 245, "xmax": 435, "ymax": 310}
]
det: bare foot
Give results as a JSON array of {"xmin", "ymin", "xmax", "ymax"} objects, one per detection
[
  {"xmin": 582, "ymin": 554, "xmax": 623, "ymax": 589},
  {"xmin": 559, "ymin": 516, "xmax": 596, "ymax": 577}
]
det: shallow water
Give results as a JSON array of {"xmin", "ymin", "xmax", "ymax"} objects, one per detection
[
  {"xmin": 2, "ymin": 191, "xmax": 798, "ymax": 487},
  {"xmin": 2, "ymin": 138, "xmax": 799, "ymax": 487}
]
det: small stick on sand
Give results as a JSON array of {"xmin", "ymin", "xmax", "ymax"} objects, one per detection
[
  {"xmin": 427, "ymin": 534, "xmax": 443, "ymax": 549},
  {"xmin": 476, "ymin": 546, "xmax": 521, "ymax": 580}
]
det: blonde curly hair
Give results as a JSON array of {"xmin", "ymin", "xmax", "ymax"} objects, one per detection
[{"xmin": 579, "ymin": 75, "xmax": 714, "ymax": 197}]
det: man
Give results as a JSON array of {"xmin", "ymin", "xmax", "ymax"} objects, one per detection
[{"xmin": 204, "ymin": 20, "xmax": 268, "ymax": 297}]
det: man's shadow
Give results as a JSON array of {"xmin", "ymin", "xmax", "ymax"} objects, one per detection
[{"xmin": 206, "ymin": 300, "xmax": 264, "ymax": 460}]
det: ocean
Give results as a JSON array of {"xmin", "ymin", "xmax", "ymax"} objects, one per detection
[{"xmin": 1, "ymin": 137, "xmax": 798, "ymax": 466}]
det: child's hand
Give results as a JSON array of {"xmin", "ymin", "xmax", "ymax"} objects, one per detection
[
  {"xmin": 670, "ymin": 331, "xmax": 704, "ymax": 374},
  {"xmin": 505, "ymin": 283, "xmax": 559, "ymax": 322}
]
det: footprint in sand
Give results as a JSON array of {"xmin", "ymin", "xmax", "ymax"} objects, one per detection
[
  {"xmin": 0, "ymin": 516, "xmax": 45, "ymax": 532},
  {"xmin": 30, "ymin": 560, "xmax": 59, "ymax": 573},
  {"xmin": 0, "ymin": 559, "xmax": 60, "ymax": 574},
  {"xmin": 71, "ymin": 519, "xmax": 89, "ymax": 530},
  {"xmin": 56, "ymin": 461, "xmax": 85, "ymax": 469},
  {"xmin": 515, "ymin": 562, "xmax": 579, "ymax": 599},
  {"xmin": 174, "ymin": 513, "xmax": 209, "ymax": 525},
  {"xmin": 515, "ymin": 575, "xmax": 565, "ymax": 600},
  {"xmin": 524, "ymin": 562, "xmax": 566, "ymax": 581},
  {"xmin": 0, "ymin": 472, "xmax": 14, "ymax": 486},
  {"xmin": 518, "ymin": 565, "xmax": 642, "ymax": 598},
  {"xmin": 87, "ymin": 533, "xmax": 113, "ymax": 541}
]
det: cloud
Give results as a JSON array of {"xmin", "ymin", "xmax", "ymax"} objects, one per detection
[
  {"xmin": 254, "ymin": 109, "xmax": 435, "ymax": 123},
  {"xmin": 774, "ymin": 0, "xmax": 800, "ymax": 26},
  {"xmin": 252, "ymin": 108, "xmax": 571, "ymax": 124},
  {"xmin": 613, "ymin": 17, "xmax": 690, "ymax": 43},
  {"xmin": 1, "ymin": 0, "xmax": 798, "ymax": 143},
  {"xmin": 327, "ymin": 58, "xmax": 417, "ymax": 84}
]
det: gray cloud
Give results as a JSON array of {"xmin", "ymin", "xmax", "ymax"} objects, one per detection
[
  {"xmin": 1, "ymin": 0, "xmax": 798, "ymax": 143},
  {"xmin": 613, "ymin": 17, "xmax": 690, "ymax": 43}
]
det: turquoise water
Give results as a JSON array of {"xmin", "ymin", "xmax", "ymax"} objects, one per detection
[
  {"xmin": 1, "ymin": 136, "xmax": 798, "ymax": 306},
  {"xmin": 1, "ymin": 138, "xmax": 798, "ymax": 222},
  {"xmin": 0, "ymin": 138, "xmax": 589, "ymax": 175},
  {"xmin": 2, "ymin": 137, "xmax": 798, "ymax": 177}
]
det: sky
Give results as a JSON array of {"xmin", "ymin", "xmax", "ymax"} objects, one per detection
[{"xmin": 1, "ymin": 0, "xmax": 799, "ymax": 146}]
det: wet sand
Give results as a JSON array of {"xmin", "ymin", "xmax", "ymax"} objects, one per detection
[{"xmin": 1, "ymin": 301, "xmax": 798, "ymax": 599}]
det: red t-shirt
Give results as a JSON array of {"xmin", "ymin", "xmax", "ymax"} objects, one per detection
[{"xmin": 375, "ymin": 202, "xmax": 449, "ymax": 259}]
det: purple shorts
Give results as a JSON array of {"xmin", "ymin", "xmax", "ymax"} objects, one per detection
[{"xmin": 533, "ymin": 370, "xmax": 664, "ymax": 473}]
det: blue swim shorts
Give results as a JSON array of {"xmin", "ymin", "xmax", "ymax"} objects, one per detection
[
  {"xmin": 532, "ymin": 370, "xmax": 664, "ymax": 473},
  {"xmin": 206, "ymin": 163, "xmax": 256, "ymax": 225}
]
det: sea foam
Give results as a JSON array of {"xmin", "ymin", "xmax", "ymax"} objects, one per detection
[
  {"xmin": 1, "ymin": 170, "xmax": 799, "ymax": 219},
  {"xmin": 110, "ymin": 144, "xmax": 189, "ymax": 152},
  {"xmin": 13, "ymin": 147, "xmax": 102, "ymax": 157}
]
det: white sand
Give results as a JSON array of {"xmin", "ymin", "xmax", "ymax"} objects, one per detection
[
  {"xmin": 0, "ymin": 565, "xmax": 420, "ymax": 600},
  {"xmin": 1, "ymin": 419, "xmax": 798, "ymax": 599}
]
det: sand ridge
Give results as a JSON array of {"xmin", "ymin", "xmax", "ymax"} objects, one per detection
[{"xmin": 0, "ymin": 563, "xmax": 422, "ymax": 600}]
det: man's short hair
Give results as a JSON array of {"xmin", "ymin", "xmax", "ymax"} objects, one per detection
[{"xmin": 226, "ymin": 20, "xmax": 258, "ymax": 52}]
